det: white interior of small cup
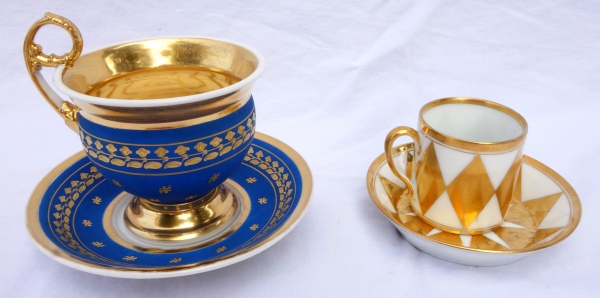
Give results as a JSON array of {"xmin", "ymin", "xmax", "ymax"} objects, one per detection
[{"xmin": 422, "ymin": 103, "xmax": 524, "ymax": 143}]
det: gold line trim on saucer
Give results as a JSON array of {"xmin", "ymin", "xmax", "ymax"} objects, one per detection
[
  {"xmin": 26, "ymin": 132, "xmax": 313, "ymax": 274},
  {"xmin": 366, "ymin": 142, "xmax": 581, "ymax": 254},
  {"xmin": 79, "ymin": 93, "xmax": 252, "ymax": 130},
  {"xmin": 418, "ymin": 97, "xmax": 528, "ymax": 152}
]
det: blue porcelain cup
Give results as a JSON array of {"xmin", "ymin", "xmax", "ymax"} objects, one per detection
[{"xmin": 25, "ymin": 13, "xmax": 265, "ymax": 206}]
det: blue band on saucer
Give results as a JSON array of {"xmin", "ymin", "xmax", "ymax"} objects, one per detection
[{"xmin": 38, "ymin": 136, "xmax": 303, "ymax": 269}]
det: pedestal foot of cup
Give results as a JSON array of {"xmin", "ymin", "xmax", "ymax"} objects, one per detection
[{"xmin": 124, "ymin": 185, "xmax": 240, "ymax": 242}]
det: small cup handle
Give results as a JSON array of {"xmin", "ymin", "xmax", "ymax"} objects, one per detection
[
  {"xmin": 23, "ymin": 12, "xmax": 83, "ymax": 133},
  {"xmin": 384, "ymin": 126, "xmax": 422, "ymax": 199}
]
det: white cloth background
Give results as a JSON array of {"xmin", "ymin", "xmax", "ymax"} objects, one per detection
[{"xmin": 1, "ymin": 0, "xmax": 599, "ymax": 297}]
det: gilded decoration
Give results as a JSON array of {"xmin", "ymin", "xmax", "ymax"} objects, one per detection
[
  {"xmin": 51, "ymin": 166, "xmax": 103, "ymax": 259},
  {"xmin": 92, "ymin": 197, "xmax": 102, "ymax": 204},
  {"xmin": 27, "ymin": 133, "xmax": 313, "ymax": 273},
  {"xmin": 367, "ymin": 143, "xmax": 582, "ymax": 254},
  {"xmin": 79, "ymin": 112, "xmax": 255, "ymax": 171},
  {"xmin": 245, "ymin": 147, "xmax": 296, "ymax": 239}
]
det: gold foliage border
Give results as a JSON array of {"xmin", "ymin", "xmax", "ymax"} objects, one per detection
[
  {"xmin": 26, "ymin": 133, "xmax": 313, "ymax": 275},
  {"xmin": 243, "ymin": 146, "xmax": 296, "ymax": 239},
  {"xmin": 49, "ymin": 166, "xmax": 103, "ymax": 260},
  {"xmin": 79, "ymin": 112, "xmax": 255, "ymax": 170}
]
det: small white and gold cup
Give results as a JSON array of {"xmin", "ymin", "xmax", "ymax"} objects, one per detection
[{"xmin": 384, "ymin": 97, "xmax": 527, "ymax": 235}]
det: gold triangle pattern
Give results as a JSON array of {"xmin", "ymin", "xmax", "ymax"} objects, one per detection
[
  {"xmin": 378, "ymin": 146, "xmax": 571, "ymax": 251},
  {"xmin": 522, "ymin": 192, "xmax": 563, "ymax": 228},
  {"xmin": 531, "ymin": 228, "xmax": 563, "ymax": 245},
  {"xmin": 495, "ymin": 148, "xmax": 522, "ymax": 216},
  {"xmin": 470, "ymin": 235, "xmax": 509, "ymax": 250},
  {"xmin": 395, "ymin": 190, "xmax": 412, "ymax": 214},
  {"xmin": 446, "ymin": 155, "xmax": 495, "ymax": 228},
  {"xmin": 415, "ymin": 143, "xmax": 446, "ymax": 215},
  {"xmin": 429, "ymin": 232, "xmax": 463, "ymax": 247},
  {"xmin": 379, "ymin": 175, "xmax": 407, "ymax": 212},
  {"xmin": 406, "ymin": 152, "xmax": 414, "ymax": 179},
  {"xmin": 494, "ymin": 227, "xmax": 536, "ymax": 250},
  {"xmin": 399, "ymin": 214, "xmax": 434, "ymax": 236},
  {"xmin": 502, "ymin": 199, "xmax": 537, "ymax": 230},
  {"xmin": 513, "ymin": 158, "xmax": 522, "ymax": 203}
]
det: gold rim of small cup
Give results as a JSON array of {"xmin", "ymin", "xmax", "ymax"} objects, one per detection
[
  {"xmin": 418, "ymin": 97, "xmax": 528, "ymax": 152},
  {"xmin": 367, "ymin": 143, "xmax": 582, "ymax": 254}
]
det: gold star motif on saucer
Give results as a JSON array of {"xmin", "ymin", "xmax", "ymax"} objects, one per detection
[
  {"xmin": 123, "ymin": 256, "xmax": 137, "ymax": 261},
  {"xmin": 246, "ymin": 177, "xmax": 257, "ymax": 183},
  {"xmin": 250, "ymin": 224, "xmax": 259, "ymax": 231},
  {"xmin": 92, "ymin": 241, "xmax": 104, "ymax": 247},
  {"xmin": 92, "ymin": 196, "xmax": 102, "ymax": 205},
  {"xmin": 209, "ymin": 172, "xmax": 220, "ymax": 183},
  {"xmin": 258, "ymin": 198, "xmax": 267, "ymax": 204},
  {"xmin": 170, "ymin": 258, "xmax": 182, "ymax": 264},
  {"xmin": 82, "ymin": 220, "xmax": 92, "ymax": 227},
  {"xmin": 112, "ymin": 179, "xmax": 121, "ymax": 187},
  {"xmin": 216, "ymin": 246, "xmax": 227, "ymax": 253}
]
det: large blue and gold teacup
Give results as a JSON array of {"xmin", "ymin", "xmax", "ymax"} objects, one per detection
[{"xmin": 25, "ymin": 13, "xmax": 264, "ymax": 241}]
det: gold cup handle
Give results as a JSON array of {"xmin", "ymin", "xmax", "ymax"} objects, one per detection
[
  {"xmin": 384, "ymin": 126, "xmax": 422, "ymax": 200},
  {"xmin": 23, "ymin": 12, "xmax": 83, "ymax": 132}
]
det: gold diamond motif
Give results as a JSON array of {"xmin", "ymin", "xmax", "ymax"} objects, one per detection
[
  {"xmin": 378, "ymin": 175, "xmax": 407, "ymax": 210},
  {"xmin": 406, "ymin": 152, "xmax": 414, "ymax": 178},
  {"xmin": 470, "ymin": 235, "xmax": 508, "ymax": 250},
  {"xmin": 513, "ymin": 167, "xmax": 522, "ymax": 202},
  {"xmin": 398, "ymin": 214, "xmax": 434, "ymax": 236},
  {"xmin": 446, "ymin": 155, "xmax": 495, "ymax": 229},
  {"xmin": 494, "ymin": 227, "xmax": 536, "ymax": 250},
  {"xmin": 495, "ymin": 149, "xmax": 522, "ymax": 216},
  {"xmin": 503, "ymin": 199, "xmax": 537, "ymax": 230},
  {"xmin": 429, "ymin": 232, "xmax": 463, "ymax": 247},
  {"xmin": 414, "ymin": 143, "xmax": 446, "ymax": 215},
  {"xmin": 531, "ymin": 227, "xmax": 563, "ymax": 245},
  {"xmin": 522, "ymin": 192, "xmax": 563, "ymax": 228}
]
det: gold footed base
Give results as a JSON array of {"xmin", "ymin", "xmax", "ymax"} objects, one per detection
[{"xmin": 124, "ymin": 185, "xmax": 239, "ymax": 242}]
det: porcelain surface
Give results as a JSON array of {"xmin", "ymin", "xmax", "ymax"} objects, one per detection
[
  {"xmin": 77, "ymin": 97, "xmax": 256, "ymax": 204},
  {"xmin": 367, "ymin": 143, "xmax": 581, "ymax": 266},
  {"xmin": 27, "ymin": 132, "xmax": 312, "ymax": 278}
]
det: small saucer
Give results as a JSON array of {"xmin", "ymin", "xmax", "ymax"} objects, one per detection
[
  {"xmin": 27, "ymin": 132, "xmax": 312, "ymax": 278},
  {"xmin": 367, "ymin": 143, "xmax": 581, "ymax": 266}
]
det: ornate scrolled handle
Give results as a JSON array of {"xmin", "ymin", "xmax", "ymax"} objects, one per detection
[
  {"xmin": 23, "ymin": 12, "xmax": 83, "ymax": 132},
  {"xmin": 384, "ymin": 126, "xmax": 422, "ymax": 200}
]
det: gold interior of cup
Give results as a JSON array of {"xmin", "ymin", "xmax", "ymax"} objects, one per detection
[
  {"xmin": 63, "ymin": 38, "xmax": 258, "ymax": 98},
  {"xmin": 61, "ymin": 38, "xmax": 259, "ymax": 123}
]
